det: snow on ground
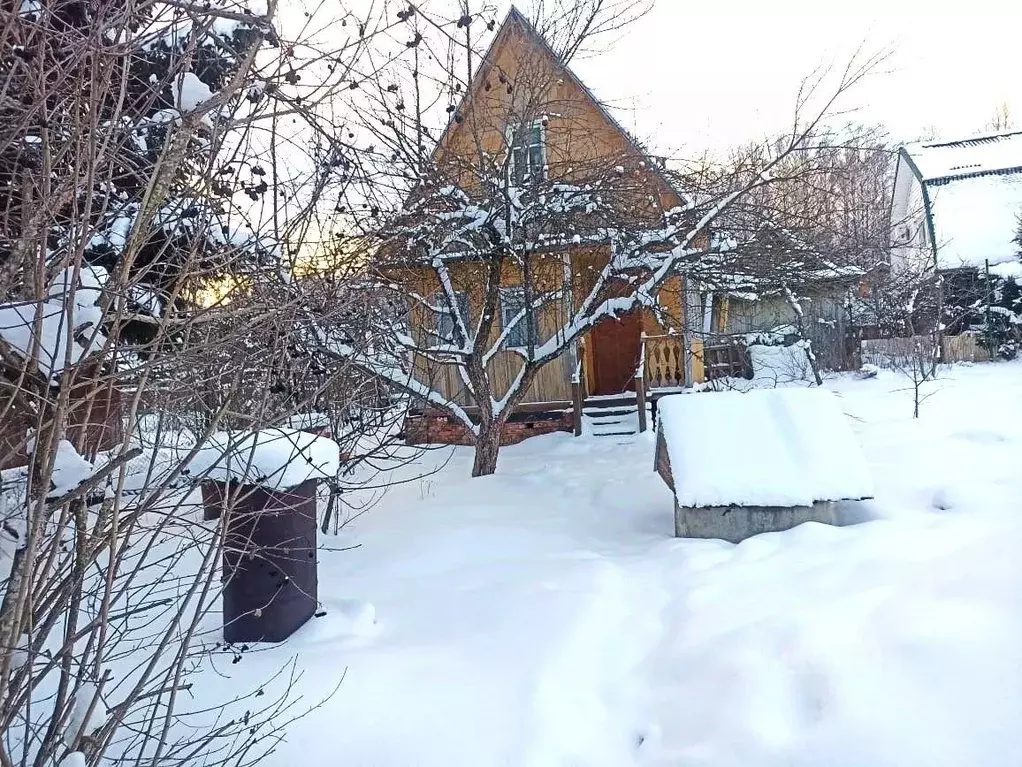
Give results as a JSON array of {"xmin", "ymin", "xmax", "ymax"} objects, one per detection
[{"xmin": 187, "ymin": 361, "xmax": 1022, "ymax": 766}]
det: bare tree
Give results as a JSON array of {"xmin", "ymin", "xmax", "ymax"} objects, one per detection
[
  {"xmin": 891, "ymin": 338, "xmax": 940, "ymax": 418},
  {"xmin": 0, "ymin": 0, "xmax": 420, "ymax": 764},
  {"xmin": 985, "ymin": 101, "xmax": 1015, "ymax": 132},
  {"xmin": 717, "ymin": 123, "xmax": 896, "ymax": 273}
]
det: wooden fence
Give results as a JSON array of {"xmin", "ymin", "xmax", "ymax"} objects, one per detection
[{"xmin": 860, "ymin": 333, "xmax": 991, "ymax": 369}]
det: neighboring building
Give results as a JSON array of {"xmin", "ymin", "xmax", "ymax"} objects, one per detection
[
  {"xmin": 890, "ymin": 130, "xmax": 1022, "ymax": 336},
  {"xmin": 704, "ymin": 225, "xmax": 865, "ymax": 371},
  {"xmin": 891, "ymin": 130, "xmax": 1022, "ymax": 274}
]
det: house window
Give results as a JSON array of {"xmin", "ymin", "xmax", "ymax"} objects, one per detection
[
  {"xmin": 436, "ymin": 291, "xmax": 469, "ymax": 343},
  {"xmin": 500, "ymin": 287, "xmax": 538, "ymax": 348},
  {"xmin": 508, "ymin": 120, "xmax": 546, "ymax": 184}
]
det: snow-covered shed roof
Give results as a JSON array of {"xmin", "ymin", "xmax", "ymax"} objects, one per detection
[
  {"xmin": 927, "ymin": 173, "xmax": 1022, "ymax": 270},
  {"xmin": 656, "ymin": 388, "xmax": 873, "ymax": 509},
  {"xmin": 900, "ymin": 131, "xmax": 1022, "ymax": 270},
  {"xmin": 0, "ymin": 265, "xmax": 108, "ymax": 381},
  {"xmin": 903, "ymin": 130, "xmax": 1022, "ymax": 184}
]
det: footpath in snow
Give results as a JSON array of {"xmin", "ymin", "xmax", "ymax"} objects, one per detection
[{"xmin": 192, "ymin": 362, "xmax": 1022, "ymax": 767}]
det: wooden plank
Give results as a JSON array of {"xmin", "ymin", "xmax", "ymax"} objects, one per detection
[
  {"xmin": 571, "ymin": 382, "xmax": 583, "ymax": 437},
  {"xmin": 635, "ymin": 376, "xmax": 647, "ymax": 433}
]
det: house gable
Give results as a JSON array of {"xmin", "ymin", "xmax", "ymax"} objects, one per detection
[{"xmin": 433, "ymin": 7, "xmax": 684, "ymax": 211}]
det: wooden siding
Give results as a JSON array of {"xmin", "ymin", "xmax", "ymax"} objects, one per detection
[
  {"xmin": 436, "ymin": 13, "xmax": 685, "ymax": 216},
  {"xmin": 402, "ymin": 255, "xmax": 579, "ymax": 406},
  {"xmin": 397, "ymin": 247, "xmax": 695, "ymax": 404}
]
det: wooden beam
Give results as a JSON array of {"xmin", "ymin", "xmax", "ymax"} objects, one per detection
[{"xmin": 571, "ymin": 382, "xmax": 583, "ymax": 437}]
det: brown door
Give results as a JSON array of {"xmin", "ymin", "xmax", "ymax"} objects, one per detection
[{"xmin": 590, "ymin": 311, "xmax": 642, "ymax": 395}]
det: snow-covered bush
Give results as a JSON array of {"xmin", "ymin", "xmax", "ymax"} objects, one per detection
[{"xmin": 0, "ymin": 1, "xmax": 416, "ymax": 764}]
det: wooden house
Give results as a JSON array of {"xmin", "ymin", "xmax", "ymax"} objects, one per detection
[
  {"xmin": 391, "ymin": 8, "xmax": 716, "ymax": 445},
  {"xmin": 702, "ymin": 225, "xmax": 866, "ymax": 372}
]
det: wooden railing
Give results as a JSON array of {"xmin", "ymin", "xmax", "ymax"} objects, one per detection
[
  {"xmin": 643, "ymin": 333, "xmax": 685, "ymax": 390},
  {"xmin": 701, "ymin": 339, "xmax": 752, "ymax": 381}
]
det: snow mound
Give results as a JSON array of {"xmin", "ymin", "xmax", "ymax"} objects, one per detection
[
  {"xmin": 701, "ymin": 343, "xmax": 813, "ymax": 392},
  {"xmin": 748, "ymin": 343, "xmax": 813, "ymax": 386},
  {"xmin": 0, "ymin": 265, "xmax": 108, "ymax": 379},
  {"xmin": 47, "ymin": 440, "xmax": 98, "ymax": 499},
  {"xmin": 190, "ymin": 428, "xmax": 340, "ymax": 490},
  {"xmin": 658, "ymin": 388, "xmax": 874, "ymax": 508}
]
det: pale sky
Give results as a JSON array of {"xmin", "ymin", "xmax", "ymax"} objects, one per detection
[{"xmin": 561, "ymin": 0, "xmax": 1021, "ymax": 157}]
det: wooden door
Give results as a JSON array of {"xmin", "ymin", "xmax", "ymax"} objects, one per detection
[{"xmin": 590, "ymin": 311, "xmax": 642, "ymax": 395}]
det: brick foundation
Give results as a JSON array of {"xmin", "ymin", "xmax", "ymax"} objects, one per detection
[{"xmin": 404, "ymin": 410, "xmax": 574, "ymax": 446}]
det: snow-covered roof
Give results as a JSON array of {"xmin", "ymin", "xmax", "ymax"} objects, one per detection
[
  {"xmin": 702, "ymin": 223, "xmax": 865, "ymax": 296},
  {"xmin": 927, "ymin": 173, "xmax": 1022, "ymax": 270},
  {"xmin": 991, "ymin": 260, "xmax": 1022, "ymax": 282},
  {"xmin": 898, "ymin": 131, "xmax": 1022, "ymax": 271},
  {"xmin": 657, "ymin": 388, "xmax": 873, "ymax": 509},
  {"xmin": 903, "ymin": 130, "xmax": 1022, "ymax": 183}
]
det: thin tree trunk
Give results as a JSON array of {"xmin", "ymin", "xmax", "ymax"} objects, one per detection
[
  {"xmin": 471, "ymin": 421, "xmax": 501, "ymax": 477},
  {"xmin": 782, "ymin": 285, "xmax": 823, "ymax": 386}
]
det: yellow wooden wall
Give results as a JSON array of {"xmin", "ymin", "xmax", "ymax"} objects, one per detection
[
  {"xmin": 402, "ymin": 255, "xmax": 576, "ymax": 406},
  {"xmin": 436, "ymin": 13, "xmax": 685, "ymax": 215}
]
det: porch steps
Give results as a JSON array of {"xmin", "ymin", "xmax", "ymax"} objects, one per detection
[{"xmin": 582, "ymin": 395, "xmax": 648, "ymax": 438}]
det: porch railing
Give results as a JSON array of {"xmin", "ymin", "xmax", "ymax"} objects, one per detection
[{"xmin": 643, "ymin": 333, "xmax": 685, "ymax": 390}]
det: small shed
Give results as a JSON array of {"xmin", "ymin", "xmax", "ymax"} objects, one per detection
[{"xmin": 655, "ymin": 388, "xmax": 873, "ymax": 543}]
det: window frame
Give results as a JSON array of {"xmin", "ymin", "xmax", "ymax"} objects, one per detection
[
  {"xmin": 434, "ymin": 290, "xmax": 469, "ymax": 345},
  {"xmin": 500, "ymin": 286, "xmax": 539, "ymax": 349},
  {"xmin": 506, "ymin": 118, "xmax": 547, "ymax": 185}
]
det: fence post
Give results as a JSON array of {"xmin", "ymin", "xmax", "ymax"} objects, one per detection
[
  {"xmin": 571, "ymin": 381, "xmax": 583, "ymax": 437},
  {"xmin": 635, "ymin": 377, "xmax": 647, "ymax": 433},
  {"xmin": 635, "ymin": 333, "xmax": 648, "ymax": 433}
]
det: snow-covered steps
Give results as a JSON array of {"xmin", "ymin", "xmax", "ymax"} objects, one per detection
[{"xmin": 582, "ymin": 395, "xmax": 646, "ymax": 437}]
